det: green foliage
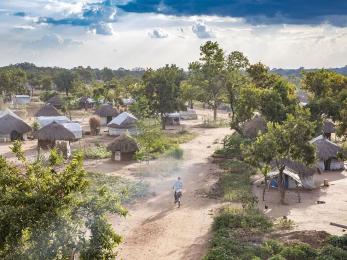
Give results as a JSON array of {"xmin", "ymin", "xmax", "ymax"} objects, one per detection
[
  {"xmin": 279, "ymin": 243, "xmax": 317, "ymax": 259},
  {"xmin": 326, "ymin": 234, "xmax": 347, "ymax": 250},
  {"xmin": 274, "ymin": 217, "xmax": 295, "ymax": 230},
  {"xmin": 48, "ymin": 148, "xmax": 64, "ymax": 166},
  {"xmin": 10, "ymin": 140, "xmax": 26, "ymax": 162},
  {"xmin": 0, "ymin": 68, "xmax": 27, "ymax": 97},
  {"xmin": 215, "ymin": 133, "xmax": 249, "ymax": 158},
  {"xmin": 84, "ymin": 144, "xmax": 111, "ymax": 159},
  {"xmin": 165, "ymin": 146, "xmax": 184, "ymax": 159},
  {"xmin": 54, "ymin": 70, "xmax": 76, "ymax": 96}
]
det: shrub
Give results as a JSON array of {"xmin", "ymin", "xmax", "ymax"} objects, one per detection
[
  {"xmin": 166, "ymin": 146, "xmax": 184, "ymax": 159},
  {"xmin": 259, "ymin": 240, "xmax": 284, "ymax": 258},
  {"xmin": 84, "ymin": 145, "xmax": 111, "ymax": 159},
  {"xmin": 318, "ymin": 245, "xmax": 347, "ymax": 260},
  {"xmin": 279, "ymin": 243, "xmax": 317, "ymax": 260},
  {"xmin": 274, "ymin": 217, "xmax": 295, "ymax": 230},
  {"xmin": 215, "ymin": 133, "xmax": 246, "ymax": 158},
  {"xmin": 326, "ymin": 234, "xmax": 347, "ymax": 250}
]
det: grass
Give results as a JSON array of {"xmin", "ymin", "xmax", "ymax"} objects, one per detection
[
  {"xmin": 198, "ymin": 118, "xmax": 229, "ymax": 128},
  {"xmin": 87, "ymin": 172, "xmax": 149, "ymax": 203},
  {"xmin": 83, "ymin": 144, "xmax": 111, "ymax": 159}
]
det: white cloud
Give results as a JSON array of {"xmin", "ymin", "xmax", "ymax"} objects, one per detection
[
  {"xmin": 148, "ymin": 28, "xmax": 168, "ymax": 38},
  {"xmin": 192, "ymin": 20, "xmax": 214, "ymax": 38},
  {"xmin": 90, "ymin": 22, "xmax": 114, "ymax": 35},
  {"xmin": 25, "ymin": 33, "xmax": 82, "ymax": 49}
]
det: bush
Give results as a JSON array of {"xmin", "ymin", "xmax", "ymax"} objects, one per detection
[
  {"xmin": 274, "ymin": 217, "xmax": 295, "ymax": 230},
  {"xmin": 279, "ymin": 243, "xmax": 317, "ymax": 260},
  {"xmin": 166, "ymin": 146, "xmax": 184, "ymax": 159},
  {"xmin": 215, "ymin": 133, "xmax": 247, "ymax": 158},
  {"xmin": 318, "ymin": 245, "xmax": 347, "ymax": 260},
  {"xmin": 84, "ymin": 145, "xmax": 111, "ymax": 159},
  {"xmin": 326, "ymin": 234, "xmax": 347, "ymax": 250},
  {"xmin": 259, "ymin": 240, "xmax": 284, "ymax": 258}
]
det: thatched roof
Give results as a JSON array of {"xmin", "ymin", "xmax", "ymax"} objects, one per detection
[
  {"xmin": 271, "ymin": 159, "xmax": 316, "ymax": 177},
  {"xmin": 310, "ymin": 135, "xmax": 342, "ymax": 160},
  {"xmin": 47, "ymin": 95, "xmax": 63, "ymax": 109},
  {"xmin": 241, "ymin": 115, "xmax": 267, "ymax": 138},
  {"xmin": 95, "ymin": 104, "xmax": 119, "ymax": 117},
  {"xmin": 35, "ymin": 104, "xmax": 62, "ymax": 117},
  {"xmin": 37, "ymin": 122, "xmax": 76, "ymax": 141},
  {"xmin": 0, "ymin": 109, "xmax": 32, "ymax": 134},
  {"xmin": 108, "ymin": 112, "xmax": 137, "ymax": 129},
  {"xmin": 323, "ymin": 120, "xmax": 335, "ymax": 134},
  {"xmin": 107, "ymin": 134, "xmax": 139, "ymax": 153}
]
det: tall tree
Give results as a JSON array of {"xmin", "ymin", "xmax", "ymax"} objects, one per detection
[
  {"xmin": 142, "ymin": 65, "xmax": 184, "ymax": 129},
  {"xmin": 54, "ymin": 70, "xmax": 76, "ymax": 96},
  {"xmin": 189, "ymin": 41, "xmax": 226, "ymax": 120},
  {"xmin": 0, "ymin": 68, "xmax": 27, "ymax": 98},
  {"xmin": 243, "ymin": 109, "xmax": 316, "ymax": 204}
]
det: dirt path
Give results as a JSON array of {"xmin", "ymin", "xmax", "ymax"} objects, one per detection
[{"xmin": 112, "ymin": 127, "xmax": 231, "ymax": 260}]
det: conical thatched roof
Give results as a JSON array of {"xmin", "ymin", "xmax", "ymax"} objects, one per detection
[
  {"xmin": 107, "ymin": 112, "xmax": 137, "ymax": 129},
  {"xmin": 107, "ymin": 134, "xmax": 139, "ymax": 153},
  {"xmin": 0, "ymin": 109, "xmax": 32, "ymax": 134},
  {"xmin": 241, "ymin": 115, "xmax": 267, "ymax": 138},
  {"xmin": 95, "ymin": 104, "xmax": 119, "ymax": 117},
  {"xmin": 37, "ymin": 122, "xmax": 76, "ymax": 141},
  {"xmin": 35, "ymin": 103, "xmax": 62, "ymax": 117},
  {"xmin": 323, "ymin": 120, "xmax": 335, "ymax": 134},
  {"xmin": 47, "ymin": 95, "xmax": 63, "ymax": 109},
  {"xmin": 310, "ymin": 135, "xmax": 342, "ymax": 160}
]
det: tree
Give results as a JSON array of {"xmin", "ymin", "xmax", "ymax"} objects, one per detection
[
  {"xmin": 180, "ymin": 80, "xmax": 201, "ymax": 109},
  {"xmin": 101, "ymin": 67, "xmax": 114, "ymax": 82},
  {"xmin": 0, "ymin": 68, "xmax": 27, "ymax": 98},
  {"xmin": 243, "ymin": 109, "xmax": 316, "ymax": 204},
  {"xmin": 189, "ymin": 41, "xmax": 226, "ymax": 120},
  {"xmin": 40, "ymin": 76, "xmax": 53, "ymax": 91},
  {"xmin": 247, "ymin": 62, "xmax": 279, "ymax": 89},
  {"xmin": 0, "ymin": 142, "xmax": 127, "ymax": 259},
  {"xmin": 54, "ymin": 70, "xmax": 76, "ymax": 96},
  {"xmin": 141, "ymin": 65, "xmax": 184, "ymax": 129}
]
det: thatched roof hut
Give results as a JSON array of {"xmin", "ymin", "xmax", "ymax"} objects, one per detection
[
  {"xmin": 241, "ymin": 115, "xmax": 267, "ymax": 138},
  {"xmin": 95, "ymin": 104, "xmax": 119, "ymax": 117},
  {"xmin": 107, "ymin": 134, "xmax": 139, "ymax": 161},
  {"xmin": 323, "ymin": 120, "xmax": 335, "ymax": 135},
  {"xmin": 37, "ymin": 122, "xmax": 76, "ymax": 142},
  {"xmin": 47, "ymin": 95, "xmax": 63, "ymax": 109},
  {"xmin": 0, "ymin": 109, "xmax": 32, "ymax": 141},
  {"xmin": 35, "ymin": 103, "xmax": 62, "ymax": 117}
]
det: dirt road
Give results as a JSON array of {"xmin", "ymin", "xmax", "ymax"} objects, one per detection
[{"xmin": 112, "ymin": 127, "xmax": 231, "ymax": 260}]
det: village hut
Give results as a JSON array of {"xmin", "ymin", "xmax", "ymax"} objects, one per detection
[
  {"xmin": 165, "ymin": 112, "xmax": 181, "ymax": 126},
  {"xmin": 180, "ymin": 109, "xmax": 198, "ymax": 120},
  {"xmin": 241, "ymin": 115, "xmax": 267, "ymax": 138},
  {"xmin": 79, "ymin": 97, "xmax": 95, "ymax": 110},
  {"xmin": 107, "ymin": 112, "xmax": 138, "ymax": 136},
  {"xmin": 13, "ymin": 95, "xmax": 30, "ymax": 105},
  {"xmin": 35, "ymin": 103, "xmax": 62, "ymax": 117},
  {"xmin": 310, "ymin": 135, "xmax": 344, "ymax": 171},
  {"xmin": 37, "ymin": 121, "xmax": 77, "ymax": 149},
  {"xmin": 95, "ymin": 104, "xmax": 119, "ymax": 125},
  {"xmin": 47, "ymin": 95, "xmax": 63, "ymax": 109},
  {"xmin": 107, "ymin": 134, "xmax": 139, "ymax": 161},
  {"xmin": 322, "ymin": 120, "xmax": 336, "ymax": 140},
  {"xmin": 268, "ymin": 159, "xmax": 317, "ymax": 190},
  {"xmin": 0, "ymin": 109, "xmax": 32, "ymax": 142}
]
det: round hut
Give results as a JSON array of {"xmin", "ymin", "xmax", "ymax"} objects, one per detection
[
  {"xmin": 47, "ymin": 95, "xmax": 64, "ymax": 109},
  {"xmin": 322, "ymin": 120, "xmax": 335, "ymax": 140},
  {"xmin": 0, "ymin": 109, "xmax": 32, "ymax": 142},
  {"xmin": 95, "ymin": 104, "xmax": 119, "ymax": 126},
  {"xmin": 37, "ymin": 121, "xmax": 76, "ymax": 149},
  {"xmin": 35, "ymin": 103, "xmax": 62, "ymax": 117},
  {"xmin": 241, "ymin": 115, "xmax": 267, "ymax": 138},
  {"xmin": 107, "ymin": 134, "xmax": 139, "ymax": 161}
]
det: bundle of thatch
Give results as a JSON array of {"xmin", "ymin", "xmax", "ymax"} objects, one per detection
[
  {"xmin": 241, "ymin": 115, "xmax": 267, "ymax": 138},
  {"xmin": 107, "ymin": 134, "xmax": 139, "ymax": 161},
  {"xmin": 35, "ymin": 103, "xmax": 62, "ymax": 117}
]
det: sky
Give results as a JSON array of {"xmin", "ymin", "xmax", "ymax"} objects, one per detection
[{"xmin": 0, "ymin": 0, "xmax": 347, "ymax": 69}]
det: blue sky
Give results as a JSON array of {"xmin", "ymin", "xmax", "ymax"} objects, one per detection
[{"xmin": 0, "ymin": 0, "xmax": 347, "ymax": 69}]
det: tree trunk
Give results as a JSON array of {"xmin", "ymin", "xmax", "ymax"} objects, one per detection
[
  {"xmin": 278, "ymin": 167, "xmax": 286, "ymax": 204},
  {"xmin": 213, "ymin": 107, "xmax": 217, "ymax": 121},
  {"xmin": 263, "ymin": 178, "xmax": 268, "ymax": 201},
  {"xmin": 190, "ymin": 100, "xmax": 193, "ymax": 109},
  {"xmin": 161, "ymin": 116, "xmax": 166, "ymax": 130}
]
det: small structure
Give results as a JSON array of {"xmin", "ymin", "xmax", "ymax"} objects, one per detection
[
  {"xmin": 95, "ymin": 104, "xmax": 119, "ymax": 125},
  {"xmin": 107, "ymin": 112, "xmax": 138, "ymax": 136},
  {"xmin": 310, "ymin": 135, "xmax": 344, "ymax": 171},
  {"xmin": 322, "ymin": 120, "xmax": 336, "ymax": 140},
  {"xmin": 79, "ymin": 97, "xmax": 95, "ymax": 110},
  {"xmin": 0, "ymin": 109, "xmax": 32, "ymax": 142},
  {"xmin": 241, "ymin": 115, "xmax": 267, "ymax": 138},
  {"xmin": 35, "ymin": 103, "xmax": 62, "ymax": 117},
  {"xmin": 47, "ymin": 95, "xmax": 63, "ymax": 109},
  {"xmin": 122, "ymin": 98, "xmax": 135, "ymax": 106},
  {"xmin": 165, "ymin": 112, "xmax": 180, "ymax": 126},
  {"xmin": 268, "ymin": 159, "xmax": 317, "ymax": 190},
  {"xmin": 38, "ymin": 116, "xmax": 70, "ymax": 127},
  {"xmin": 180, "ymin": 109, "xmax": 198, "ymax": 120},
  {"xmin": 107, "ymin": 134, "xmax": 139, "ymax": 161},
  {"xmin": 13, "ymin": 95, "xmax": 30, "ymax": 105},
  {"xmin": 37, "ymin": 121, "xmax": 78, "ymax": 149}
]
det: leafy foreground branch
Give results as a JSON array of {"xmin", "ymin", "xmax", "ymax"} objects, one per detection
[
  {"xmin": 0, "ymin": 141, "xmax": 127, "ymax": 259},
  {"xmin": 206, "ymin": 142, "xmax": 347, "ymax": 259}
]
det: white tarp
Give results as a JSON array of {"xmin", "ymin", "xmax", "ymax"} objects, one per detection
[
  {"xmin": 38, "ymin": 116, "xmax": 70, "ymax": 127},
  {"xmin": 61, "ymin": 122, "xmax": 82, "ymax": 139}
]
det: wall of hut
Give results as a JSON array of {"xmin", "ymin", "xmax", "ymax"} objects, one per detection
[
  {"xmin": 109, "ymin": 127, "xmax": 137, "ymax": 136},
  {"xmin": 317, "ymin": 159, "xmax": 344, "ymax": 171}
]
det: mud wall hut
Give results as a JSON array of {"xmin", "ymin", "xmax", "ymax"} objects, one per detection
[
  {"xmin": 0, "ymin": 109, "xmax": 32, "ymax": 142},
  {"xmin": 107, "ymin": 134, "xmax": 139, "ymax": 161},
  {"xmin": 95, "ymin": 104, "xmax": 119, "ymax": 126}
]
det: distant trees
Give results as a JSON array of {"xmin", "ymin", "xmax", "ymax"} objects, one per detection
[
  {"xmin": 141, "ymin": 65, "xmax": 185, "ymax": 129},
  {"xmin": 0, "ymin": 68, "xmax": 27, "ymax": 98},
  {"xmin": 54, "ymin": 70, "xmax": 76, "ymax": 96},
  {"xmin": 0, "ymin": 142, "xmax": 127, "ymax": 259}
]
